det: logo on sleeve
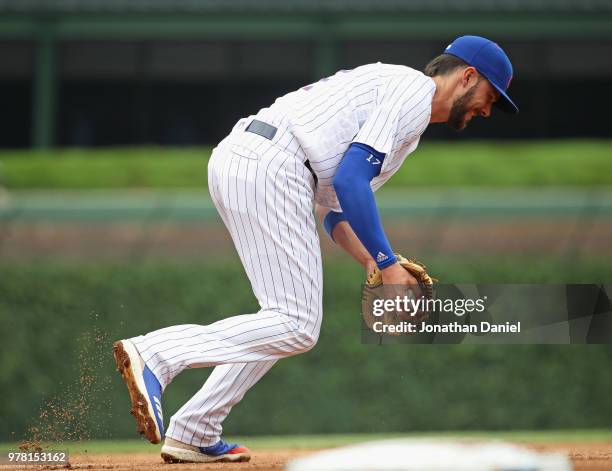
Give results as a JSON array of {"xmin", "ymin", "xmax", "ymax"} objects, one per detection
[
  {"xmin": 376, "ymin": 252, "xmax": 389, "ymax": 263},
  {"xmin": 154, "ymin": 396, "xmax": 163, "ymax": 422}
]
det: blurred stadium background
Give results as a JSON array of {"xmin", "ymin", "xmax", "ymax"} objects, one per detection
[{"xmin": 1, "ymin": 0, "xmax": 612, "ymax": 445}]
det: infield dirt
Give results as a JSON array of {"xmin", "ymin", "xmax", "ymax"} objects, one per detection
[{"xmin": 6, "ymin": 443, "xmax": 612, "ymax": 471}]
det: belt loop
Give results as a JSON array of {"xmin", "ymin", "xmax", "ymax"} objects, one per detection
[
  {"xmin": 245, "ymin": 120, "xmax": 277, "ymax": 140},
  {"xmin": 304, "ymin": 160, "xmax": 318, "ymax": 187}
]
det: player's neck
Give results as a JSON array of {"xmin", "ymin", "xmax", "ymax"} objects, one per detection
[{"xmin": 429, "ymin": 75, "xmax": 455, "ymax": 124}]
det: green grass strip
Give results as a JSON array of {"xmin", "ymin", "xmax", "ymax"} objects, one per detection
[{"xmin": 0, "ymin": 140, "xmax": 611, "ymax": 189}]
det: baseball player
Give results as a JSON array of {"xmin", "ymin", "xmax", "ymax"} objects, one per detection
[{"xmin": 113, "ymin": 35, "xmax": 517, "ymax": 463}]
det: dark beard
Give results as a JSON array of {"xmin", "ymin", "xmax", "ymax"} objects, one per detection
[{"xmin": 448, "ymin": 85, "xmax": 478, "ymax": 131}]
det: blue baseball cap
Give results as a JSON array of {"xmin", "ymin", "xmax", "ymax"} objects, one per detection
[{"xmin": 443, "ymin": 35, "xmax": 518, "ymax": 114}]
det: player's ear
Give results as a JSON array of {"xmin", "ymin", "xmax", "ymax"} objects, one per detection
[{"xmin": 460, "ymin": 66, "xmax": 478, "ymax": 88}]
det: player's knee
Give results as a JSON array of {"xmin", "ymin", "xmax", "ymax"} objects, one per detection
[
  {"xmin": 301, "ymin": 333, "xmax": 318, "ymax": 352},
  {"xmin": 296, "ymin": 329, "xmax": 319, "ymax": 353},
  {"xmin": 270, "ymin": 308, "xmax": 321, "ymax": 353}
]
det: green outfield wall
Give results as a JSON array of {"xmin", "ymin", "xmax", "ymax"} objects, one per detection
[{"xmin": 1, "ymin": 259, "xmax": 611, "ymax": 442}]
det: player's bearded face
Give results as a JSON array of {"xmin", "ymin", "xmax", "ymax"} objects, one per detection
[{"xmin": 448, "ymin": 80, "xmax": 481, "ymax": 131}]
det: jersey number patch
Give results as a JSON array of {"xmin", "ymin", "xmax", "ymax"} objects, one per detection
[{"xmin": 366, "ymin": 154, "xmax": 381, "ymax": 165}]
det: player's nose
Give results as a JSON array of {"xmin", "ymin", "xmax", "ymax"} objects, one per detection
[{"xmin": 481, "ymin": 104, "xmax": 492, "ymax": 118}]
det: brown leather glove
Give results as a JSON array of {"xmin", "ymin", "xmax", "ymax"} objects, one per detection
[
  {"xmin": 365, "ymin": 254, "xmax": 435, "ymax": 299},
  {"xmin": 362, "ymin": 254, "xmax": 436, "ymax": 336}
]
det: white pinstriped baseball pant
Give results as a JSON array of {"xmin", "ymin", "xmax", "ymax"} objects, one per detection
[{"xmin": 130, "ymin": 121, "xmax": 323, "ymax": 447}]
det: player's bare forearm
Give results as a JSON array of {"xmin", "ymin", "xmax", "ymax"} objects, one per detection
[
  {"xmin": 332, "ymin": 221, "xmax": 377, "ymax": 271},
  {"xmin": 315, "ymin": 204, "xmax": 377, "ymax": 274},
  {"xmin": 316, "ymin": 204, "xmax": 415, "ymax": 284}
]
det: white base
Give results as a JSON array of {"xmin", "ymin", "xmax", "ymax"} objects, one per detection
[{"xmin": 287, "ymin": 438, "xmax": 572, "ymax": 471}]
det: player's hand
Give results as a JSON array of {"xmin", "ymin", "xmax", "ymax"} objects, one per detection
[
  {"xmin": 381, "ymin": 262, "xmax": 419, "ymax": 286},
  {"xmin": 363, "ymin": 259, "xmax": 378, "ymax": 279}
]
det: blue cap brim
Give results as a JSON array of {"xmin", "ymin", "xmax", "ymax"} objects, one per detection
[{"xmin": 490, "ymin": 82, "xmax": 519, "ymax": 114}]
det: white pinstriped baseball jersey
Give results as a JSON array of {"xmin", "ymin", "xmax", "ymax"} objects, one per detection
[
  {"xmin": 126, "ymin": 63, "xmax": 436, "ymax": 449},
  {"xmin": 255, "ymin": 63, "xmax": 437, "ymax": 211}
]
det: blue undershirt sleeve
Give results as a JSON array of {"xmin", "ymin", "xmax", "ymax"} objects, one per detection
[
  {"xmin": 333, "ymin": 142, "xmax": 397, "ymax": 269},
  {"xmin": 323, "ymin": 210, "xmax": 347, "ymax": 242}
]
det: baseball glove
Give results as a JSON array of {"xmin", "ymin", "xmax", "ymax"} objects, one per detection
[
  {"xmin": 362, "ymin": 255, "xmax": 436, "ymax": 335},
  {"xmin": 366, "ymin": 254, "xmax": 435, "ymax": 299}
]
